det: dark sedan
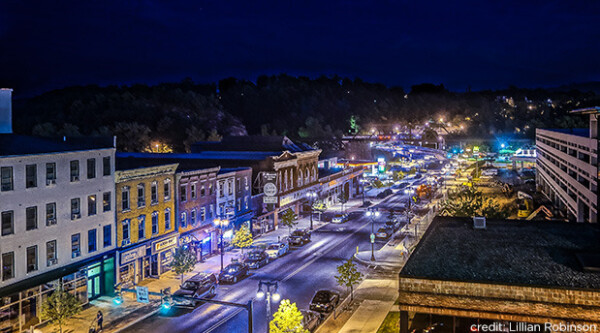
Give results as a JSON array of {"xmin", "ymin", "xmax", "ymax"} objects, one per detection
[
  {"xmin": 289, "ymin": 229, "xmax": 311, "ymax": 246},
  {"xmin": 309, "ymin": 290, "xmax": 340, "ymax": 313},
  {"xmin": 218, "ymin": 263, "xmax": 249, "ymax": 284},
  {"xmin": 245, "ymin": 250, "xmax": 270, "ymax": 269}
]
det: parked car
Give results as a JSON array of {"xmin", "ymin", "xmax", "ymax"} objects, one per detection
[
  {"xmin": 245, "ymin": 249, "xmax": 270, "ymax": 269},
  {"xmin": 218, "ymin": 262, "xmax": 249, "ymax": 284},
  {"xmin": 289, "ymin": 229, "xmax": 311, "ymax": 246},
  {"xmin": 375, "ymin": 227, "xmax": 391, "ymax": 240},
  {"xmin": 265, "ymin": 242, "xmax": 289, "ymax": 259},
  {"xmin": 309, "ymin": 290, "xmax": 340, "ymax": 313},
  {"xmin": 172, "ymin": 272, "xmax": 217, "ymax": 307},
  {"xmin": 385, "ymin": 220, "xmax": 400, "ymax": 232},
  {"xmin": 331, "ymin": 213, "xmax": 348, "ymax": 223},
  {"xmin": 301, "ymin": 309, "xmax": 322, "ymax": 332}
]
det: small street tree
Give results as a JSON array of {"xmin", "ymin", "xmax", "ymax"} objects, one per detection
[
  {"xmin": 231, "ymin": 224, "xmax": 254, "ymax": 255},
  {"xmin": 280, "ymin": 208, "xmax": 299, "ymax": 235},
  {"xmin": 270, "ymin": 299, "xmax": 309, "ymax": 333},
  {"xmin": 170, "ymin": 247, "xmax": 197, "ymax": 283},
  {"xmin": 41, "ymin": 287, "xmax": 81, "ymax": 333},
  {"xmin": 335, "ymin": 258, "xmax": 363, "ymax": 302}
]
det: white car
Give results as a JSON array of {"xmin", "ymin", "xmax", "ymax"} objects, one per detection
[{"xmin": 265, "ymin": 242, "xmax": 289, "ymax": 259}]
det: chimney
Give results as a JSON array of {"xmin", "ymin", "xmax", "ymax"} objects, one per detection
[{"xmin": 0, "ymin": 88, "xmax": 13, "ymax": 134}]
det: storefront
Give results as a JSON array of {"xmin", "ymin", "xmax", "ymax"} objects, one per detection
[
  {"xmin": 0, "ymin": 254, "xmax": 115, "ymax": 333},
  {"xmin": 179, "ymin": 226, "xmax": 215, "ymax": 261},
  {"xmin": 117, "ymin": 234, "xmax": 178, "ymax": 286},
  {"xmin": 152, "ymin": 234, "xmax": 178, "ymax": 275}
]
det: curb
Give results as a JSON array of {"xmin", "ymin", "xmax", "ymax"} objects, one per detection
[
  {"xmin": 112, "ymin": 306, "xmax": 161, "ymax": 333},
  {"xmin": 353, "ymin": 252, "xmax": 402, "ymax": 269}
]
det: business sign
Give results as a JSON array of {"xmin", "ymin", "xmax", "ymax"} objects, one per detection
[
  {"xmin": 120, "ymin": 247, "xmax": 145, "ymax": 265},
  {"xmin": 136, "ymin": 286, "xmax": 149, "ymax": 303},
  {"xmin": 154, "ymin": 236, "xmax": 178, "ymax": 253},
  {"xmin": 263, "ymin": 172, "xmax": 278, "ymax": 204}
]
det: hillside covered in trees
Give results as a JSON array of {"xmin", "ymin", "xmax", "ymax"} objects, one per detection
[{"xmin": 13, "ymin": 75, "xmax": 600, "ymax": 152}]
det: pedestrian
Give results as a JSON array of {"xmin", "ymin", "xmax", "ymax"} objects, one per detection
[{"xmin": 96, "ymin": 310, "xmax": 103, "ymax": 331}]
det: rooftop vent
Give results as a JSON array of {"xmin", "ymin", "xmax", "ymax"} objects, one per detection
[{"xmin": 473, "ymin": 216, "xmax": 486, "ymax": 229}]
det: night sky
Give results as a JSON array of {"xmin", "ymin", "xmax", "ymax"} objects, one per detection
[{"xmin": 2, "ymin": 0, "xmax": 599, "ymax": 96}]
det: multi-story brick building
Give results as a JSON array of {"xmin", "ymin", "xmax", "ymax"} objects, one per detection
[
  {"xmin": 114, "ymin": 162, "xmax": 178, "ymax": 286},
  {"xmin": 536, "ymin": 108, "xmax": 598, "ymax": 222}
]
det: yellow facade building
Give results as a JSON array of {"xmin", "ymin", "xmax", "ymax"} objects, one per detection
[{"xmin": 114, "ymin": 163, "xmax": 179, "ymax": 285}]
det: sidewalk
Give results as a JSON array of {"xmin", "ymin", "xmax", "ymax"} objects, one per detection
[{"xmin": 41, "ymin": 197, "xmax": 367, "ymax": 333}]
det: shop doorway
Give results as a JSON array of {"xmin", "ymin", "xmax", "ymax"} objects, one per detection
[
  {"xmin": 151, "ymin": 254, "xmax": 159, "ymax": 276},
  {"xmin": 87, "ymin": 263, "xmax": 102, "ymax": 300}
]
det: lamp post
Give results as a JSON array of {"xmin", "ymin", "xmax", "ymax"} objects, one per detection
[
  {"xmin": 256, "ymin": 281, "xmax": 281, "ymax": 333},
  {"xmin": 306, "ymin": 191, "xmax": 317, "ymax": 230},
  {"xmin": 214, "ymin": 217, "xmax": 230, "ymax": 273},
  {"xmin": 365, "ymin": 207, "xmax": 380, "ymax": 261},
  {"xmin": 359, "ymin": 178, "xmax": 367, "ymax": 205},
  {"xmin": 404, "ymin": 188, "xmax": 415, "ymax": 236}
]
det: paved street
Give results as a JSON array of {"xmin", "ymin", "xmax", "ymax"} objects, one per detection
[{"xmin": 122, "ymin": 208, "xmax": 392, "ymax": 333}]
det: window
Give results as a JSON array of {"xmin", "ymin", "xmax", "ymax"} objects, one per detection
[
  {"xmin": 71, "ymin": 198, "xmax": 81, "ymax": 220},
  {"xmin": 103, "ymin": 192, "xmax": 111, "ymax": 212},
  {"xmin": 46, "ymin": 240, "xmax": 57, "ymax": 266},
  {"xmin": 180, "ymin": 185, "xmax": 187, "ymax": 202},
  {"xmin": 46, "ymin": 163, "xmax": 56, "ymax": 184},
  {"xmin": 2, "ymin": 252, "xmax": 14, "ymax": 280},
  {"xmin": 88, "ymin": 229, "xmax": 97, "ymax": 253},
  {"xmin": 26, "ymin": 206, "xmax": 37, "ymax": 231},
  {"xmin": 102, "ymin": 156, "xmax": 111, "ymax": 176},
  {"xmin": 46, "ymin": 203, "xmax": 57, "ymax": 226},
  {"xmin": 151, "ymin": 181, "xmax": 158, "ymax": 204},
  {"xmin": 165, "ymin": 209, "xmax": 171, "ymax": 230},
  {"xmin": 180, "ymin": 212, "xmax": 187, "ymax": 229},
  {"xmin": 228, "ymin": 180, "xmax": 233, "ymax": 195},
  {"xmin": 245, "ymin": 176, "xmax": 249, "ymax": 188},
  {"xmin": 191, "ymin": 183, "xmax": 197, "ymax": 199},
  {"xmin": 26, "ymin": 245, "xmax": 37, "ymax": 273},
  {"xmin": 121, "ymin": 186, "xmax": 130, "ymax": 211},
  {"xmin": 122, "ymin": 220, "xmax": 130, "ymax": 243},
  {"xmin": 201, "ymin": 207, "xmax": 206, "ymax": 222},
  {"xmin": 26, "ymin": 164, "xmax": 37, "ymax": 188},
  {"xmin": 138, "ymin": 215, "xmax": 145, "ymax": 240},
  {"xmin": 245, "ymin": 196, "xmax": 249, "ymax": 210},
  {"xmin": 103, "ymin": 225, "xmax": 112, "ymax": 247},
  {"xmin": 190, "ymin": 209, "xmax": 196, "ymax": 226},
  {"xmin": 298, "ymin": 169, "xmax": 303, "ymax": 187},
  {"xmin": 70, "ymin": 160, "xmax": 80, "ymax": 182},
  {"xmin": 152, "ymin": 212, "xmax": 158, "ymax": 234},
  {"xmin": 1, "ymin": 166, "xmax": 13, "ymax": 191},
  {"xmin": 26, "ymin": 246, "xmax": 37, "ymax": 273},
  {"xmin": 71, "ymin": 234, "xmax": 81, "ymax": 258},
  {"xmin": 236, "ymin": 179, "xmax": 240, "ymax": 193},
  {"xmin": 237, "ymin": 198, "xmax": 241, "ymax": 212},
  {"xmin": 164, "ymin": 180, "xmax": 171, "ymax": 200},
  {"xmin": 209, "ymin": 205, "xmax": 214, "ymax": 219},
  {"xmin": 137, "ymin": 184, "xmax": 145, "ymax": 208},
  {"xmin": 200, "ymin": 185, "xmax": 206, "ymax": 197},
  {"xmin": 87, "ymin": 158, "xmax": 96, "ymax": 179},
  {"xmin": 209, "ymin": 183, "xmax": 213, "ymax": 195},
  {"xmin": 1, "ymin": 211, "xmax": 14, "ymax": 236},
  {"xmin": 88, "ymin": 195, "xmax": 97, "ymax": 216},
  {"xmin": 218, "ymin": 181, "xmax": 224, "ymax": 198}
]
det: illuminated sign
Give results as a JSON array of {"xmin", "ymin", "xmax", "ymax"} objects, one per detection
[{"xmin": 154, "ymin": 236, "xmax": 178, "ymax": 252}]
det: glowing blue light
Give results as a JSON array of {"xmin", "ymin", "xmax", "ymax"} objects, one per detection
[
  {"xmin": 113, "ymin": 297, "xmax": 123, "ymax": 305},
  {"xmin": 162, "ymin": 302, "xmax": 171, "ymax": 310}
]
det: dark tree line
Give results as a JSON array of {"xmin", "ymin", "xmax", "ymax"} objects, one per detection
[{"xmin": 13, "ymin": 75, "xmax": 600, "ymax": 152}]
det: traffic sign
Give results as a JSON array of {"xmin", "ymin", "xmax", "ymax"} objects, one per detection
[{"xmin": 136, "ymin": 286, "xmax": 149, "ymax": 303}]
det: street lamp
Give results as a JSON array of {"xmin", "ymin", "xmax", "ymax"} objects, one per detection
[
  {"xmin": 366, "ymin": 208, "xmax": 380, "ymax": 261},
  {"xmin": 404, "ymin": 188, "xmax": 416, "ymax": 236},
  {"xmin": 306, "ymin": 191, "xmax": 318, "ymax": 230},
  {"xmin": 256, "ymin": 281, "xmax": 280, "ymax": 333},
  {"xmin": 214, "ymin": 217, "xmax": 230, "ymax": 273}
]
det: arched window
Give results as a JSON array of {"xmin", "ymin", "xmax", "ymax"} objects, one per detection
[
  {"xmin": 284, "ymin": 170, "xmax": 288, "ymax": 191},
  {"xmin": 305, "ymin": 167, "xmax": 310, "ymax": 184},
  {"xmin": 290, "ymin": 169, "xmax": 294, "ymax": 189},
  {"xmin": 312, "ymin": 166, "xmax": 317, "ymax": 181},
  {"xmin": 298, "ymin": 169, "xmax": 303, "ymax": 187}
]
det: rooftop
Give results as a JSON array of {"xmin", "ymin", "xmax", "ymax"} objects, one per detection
[
  {"xmin": 116, "ymin": 153, "xmax": 219, "ymax": 171},
  {"xmin": 540, "ymin": 128, "xmax": 590, "ymax": 138},
  {"xmin": 192, "ymin": 135, "xmax": 315, "ymax": 153},
  {"xmin": 0, "ymin": 134, "xmax": 114, "ymax": 157},
  {"xmin": 401, "ymin": 216, "xmax": 600, "ymax": 289}
]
